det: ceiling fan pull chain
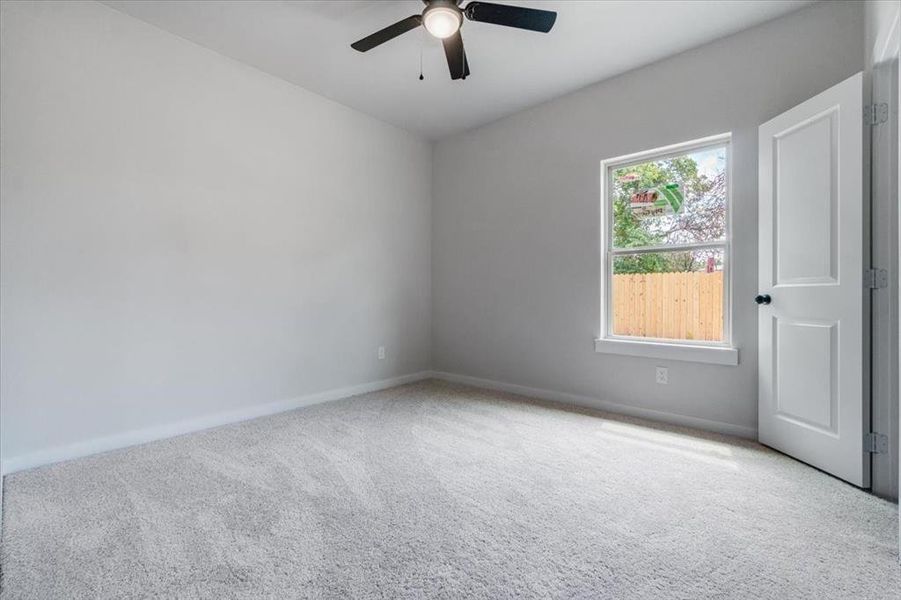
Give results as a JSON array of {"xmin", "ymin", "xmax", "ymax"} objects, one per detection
[{"xmin": 419, "ymin": 41, "xmax": 424, "ymax": 81}]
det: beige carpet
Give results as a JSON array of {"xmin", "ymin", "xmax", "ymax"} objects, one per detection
[{"xmin": 0, "ymin": 380, "xmax": 898, "ymax": 599}]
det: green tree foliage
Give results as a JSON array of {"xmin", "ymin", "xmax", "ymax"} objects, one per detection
[{"xmin": 611, "ymin": 152, "xmax": 725, "ymax": 274}]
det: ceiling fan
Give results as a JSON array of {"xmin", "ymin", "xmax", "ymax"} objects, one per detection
[{"xmin": 350, "ymin": 1, "xmax": 557, "ymax": 81}]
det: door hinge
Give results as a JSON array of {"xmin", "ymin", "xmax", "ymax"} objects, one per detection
[
  {"xmin": 864, "ymin": 432, "xmax": 889, "ymax": 454},
  {"xmin": 864, "ymin": 103, "xmax": 888, "ymax": 125},
  {"xmin": 864, "ymin": 268, "xmax": 888, "ymax": 289}
]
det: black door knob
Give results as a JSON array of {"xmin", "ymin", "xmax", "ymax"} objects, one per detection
[{"xmin": 755, "ymin": 294, "xmax": 772, "ymax": 305}]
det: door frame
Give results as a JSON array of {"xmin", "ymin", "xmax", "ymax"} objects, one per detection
[{"xmin": 866, "ymin": 0, "xmax": 901, "ymax": 511}]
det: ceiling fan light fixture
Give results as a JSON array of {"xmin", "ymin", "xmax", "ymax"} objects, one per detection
[
  {"xmin": 423, "ymin": 5, "xmax": 462, "ymax": 39},
  {"xmin": 351, "ymin": 1, "xmax": 558, "ymax": 80}
]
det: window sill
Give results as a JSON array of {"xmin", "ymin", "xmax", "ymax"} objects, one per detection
[{"xmin": 594, "ymin": 337, "xmax": 739, "ymax": 366}]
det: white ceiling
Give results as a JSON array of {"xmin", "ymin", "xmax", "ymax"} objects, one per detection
[{"xmin": 102, "ymin": 0, "xmax": 814, "ymax": 140}]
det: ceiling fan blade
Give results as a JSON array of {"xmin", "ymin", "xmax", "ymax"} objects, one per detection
[
  {"xmin": 442, "ymin": 31, "xmax": 470, "ymax": 80},
  {"xmin": 351, "ymin": 15, "xmax": 422, "ymax": 52},
  {"xmin": 464, "ymin": 1, "xmax": 556, "ymax": 33}
]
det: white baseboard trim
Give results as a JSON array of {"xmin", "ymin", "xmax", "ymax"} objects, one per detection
[
  {"xmin": 0, "ymin": 369, "xmax": 755, "ymax": 477},
  {"xmin": 0, "ymin": 371, "xmax": 432, "ymax": 477},
  {"xmin": 429, "ymin": 371, "xmax": 757, "ymax": 440}
]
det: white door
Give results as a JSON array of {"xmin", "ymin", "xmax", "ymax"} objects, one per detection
[{"xmin": 758, "ymin": 72, "xmax": 868, "ymax": 487}]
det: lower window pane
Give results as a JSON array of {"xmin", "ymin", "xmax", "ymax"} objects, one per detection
[{"xmin": 611, "ymin": 249, "xmax": 724, "ymax": 342}]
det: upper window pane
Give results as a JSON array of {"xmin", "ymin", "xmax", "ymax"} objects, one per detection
[{"xmin": 610, "ymin": 145, "xmax": 727, "ymax": 249}]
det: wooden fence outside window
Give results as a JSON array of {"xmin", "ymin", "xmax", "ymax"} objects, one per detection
[{"xmin": 612, "ymin": 271, "xmax": 724, "ymax": 341}]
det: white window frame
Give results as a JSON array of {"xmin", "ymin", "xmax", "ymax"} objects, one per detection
[{"xmin": 595, "ymin": 133, "xmax": 738, "ymax": 366}]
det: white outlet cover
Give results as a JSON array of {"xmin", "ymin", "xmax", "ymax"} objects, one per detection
[
  {"xmin": 378, "ymin": 346, "xmax": 386, "ymax": 360},
  {"xmin": 655, "ymin": 366, "xmax": 668, "ymax": 384}
]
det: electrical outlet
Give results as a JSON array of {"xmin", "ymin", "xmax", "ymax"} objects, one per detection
[
  {"xmin": 655, "ymin": 366, "xmax": 668, "ymax": 385},
  {"xmin": 378, "ymin": 346, "xmax": 386, "ymax": 360}
]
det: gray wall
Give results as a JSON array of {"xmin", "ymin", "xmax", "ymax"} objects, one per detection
[
  {"xmin": 0, "ymin": 1, "xmax": 431, "ymax": 463},
  {"xmin": 432, "ymin": 1, "xmax": 864, "ymax": 434}
]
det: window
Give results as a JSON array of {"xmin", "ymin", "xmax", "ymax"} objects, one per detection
[{"xmin": 596, "ymin": 134, "xmax": 737, "ymax": 365}]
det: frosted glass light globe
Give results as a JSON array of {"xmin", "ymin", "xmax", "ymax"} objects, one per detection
[{"xmin": 424, "ymin": 6, "xmax": 462, "ymax": 39}]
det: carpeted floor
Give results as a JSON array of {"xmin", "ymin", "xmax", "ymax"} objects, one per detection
[{"xmin": 0, "ymin": 380, "xmax": 898, "ymax": 599}]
